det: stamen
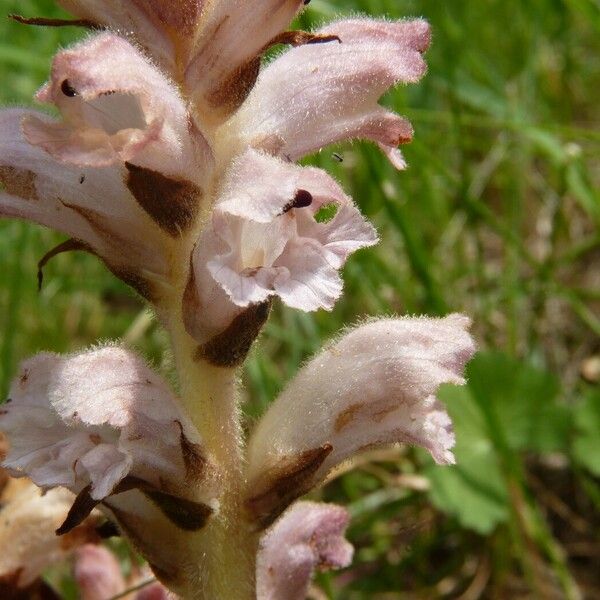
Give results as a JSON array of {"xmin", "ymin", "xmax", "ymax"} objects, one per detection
[
  {"xmin": 281, "ymin": 189, "xmax": 313, "ymax": 214},
  {"xmin": 61, "ymin": 79, "xmax": 78, "ymax": 97}
]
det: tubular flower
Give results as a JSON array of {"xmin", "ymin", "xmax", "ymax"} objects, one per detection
[
  {"xmin": 245, "ymin": 315, "xmax": 476, "ymax": 525},
  {"xmin": 0, "ymin": 347, "xmax": 217, "ymax": 589},
  {"xmin": 256, "ymin": 502, "xmax": 354, "ymax": 600},
  {"xmin": 0, "ymin": 2, "xmax": 475, "ymax": 599}
]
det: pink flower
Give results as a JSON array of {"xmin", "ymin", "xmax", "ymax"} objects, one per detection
[
  {"xmin": 75, "ymin": 544, "xmax": 170, "ymax": 600},
  {"xmin": 186, "ymin": 149, "xmax": 377, "ymax": 344},
  {"xmin": 0, "ymin": 4, "xmax": 473, "ymax": 598},
  {"xmin": 0, "ymin": 347, "xmax": 217, "ymax": 587},
  {"xmin": 245, "ymin": 315, "xmax": 476, "ymax": 525},
  {"xmin": 257, "ymin": 502, "xmax": 353, "ymax": 600}
]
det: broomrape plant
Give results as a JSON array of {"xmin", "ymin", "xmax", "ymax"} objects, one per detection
[{"xmin": 0, "ymin": 1, "xmax": 475, "ymax": 599}]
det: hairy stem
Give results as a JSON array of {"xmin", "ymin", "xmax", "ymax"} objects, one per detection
[{"xmin": 168, "ymin": 317, "xmax": 259, "ymax": 599}]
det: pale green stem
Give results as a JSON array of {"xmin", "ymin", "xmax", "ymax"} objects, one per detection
[{"xmin": 167, "ymin": 317, "xmax": 259, "ymax": 600}]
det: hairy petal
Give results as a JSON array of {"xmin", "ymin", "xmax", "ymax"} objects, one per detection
[
  {"xmin": 256, "ymin": 502, "xmax": 353, "ymax": 600},
  {"xmin": 0, "ymin": 109, "xmax": 171, "ymax": 297},
  {"xmin": 23, "ymin": 33, "xmax": 210, "ymax": 183},
  {"xmin": 0, "ymin": 347, "xmax": 207, "ymax": 501},
  {"xmin": 0, "ymin": 480, "xmax": 100, "ymax": 589},
  {"xmin": 185, "ymin": 151, "xmax": 377, "ymax": 343},
  {"xmin": 57, "ymin": 0, "xmax": 204, "ymax": 74},
  {"xmin": 185, "ymin": 0, "xmax": 306, "ymax": 118},
  {"xmin": 229, "ymin": 18, "xmax": 429, "ymax": 168},
  {"xmin": 246, "ymin": 315, "xmax": 476, "ymax": 524}
]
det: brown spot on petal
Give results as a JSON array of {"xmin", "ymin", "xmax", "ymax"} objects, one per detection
[
  {"xmin": 125, "ymin": 163, "xmax": 202, "ymax": 237},
  {"xmin": 266, "ymin": 30, "xmax": 341, "ymax": 49},
  {"xmin": 195, "ymin": 300, "xmax": 272, "ymax": 368},
  {"xmin": 0, "ymin": 166, "xmax": 38, "ymax": 201},
  {"xmin": 246, "ymin": 443, "xmax": 333, "ymax": 528},
  {"xmin": 334, "ymin": 402, "xmax": 363, "ymax": 433},
  {"xmin": 206, "ymin": 55, "xmax": 261, "ymax": 114}
]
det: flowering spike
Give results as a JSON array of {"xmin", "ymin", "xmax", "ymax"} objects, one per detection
[{"xmin": 0, "ymin": 3, "xmax": 463, "ymax": 597}]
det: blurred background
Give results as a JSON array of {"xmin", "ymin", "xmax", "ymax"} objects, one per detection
[{"xmin": 1, "ymin": 0, "xmax": 599, "ymax": 598}]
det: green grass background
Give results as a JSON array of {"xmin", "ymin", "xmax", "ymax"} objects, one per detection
[{"xmin": 0, "ymin": 0, "xmax": 599, "ymax": 598}]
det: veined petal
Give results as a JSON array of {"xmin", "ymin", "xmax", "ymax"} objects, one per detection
[
  {"xmin": 57, "ymin": 0, "xmax": 203, "ymax": 76},
  {"xmin": 185, "ymin": 0, "xmax": 306, "ymax": 118},
  {"xmin": 0, "ymin": 479, "xmax": 100, "ymax": 590},
  {"xmin": 256, "ymin": 502, "xmax": 353, "ymax": 600},
  {"xmin": 184, "ymin": 151, "xmax": 377, "ymax": 348},
  {"xmin": 229, "ymin": 18, "xmax": 430, "ymax": 168},
  {"xmin": 0, "ymin": 347, "xmax": 210, "ymax": 503},
  {"xmin": 0, "ymin": 108, "xmax": 172, "ymax": 299},
  {"xmin": 23, "ymin": 33, "xmax": 210, "ymax": 183},
  {"xmin": 245, "ymin": 315, "xmax": 476, "ymax": 525}
]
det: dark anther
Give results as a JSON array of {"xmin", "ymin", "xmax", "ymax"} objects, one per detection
[
  {"xmin": 303, "ymin": 0, "xmax": 311, "ymax": 4},
  {"xmin": 332, "ymin": 152, "xmax": 344, "ymax": 162},
  {"xmin": 96, "ymin": 520, "xmax": 120, "ymax": 539},
  {"xmin": 61, "ymin": 79, "xmax": 78, "ymax": 97},
  {"xmin": 79, "ymin": 175, "xmax": 85, "ymax": 184},
  {"xmin": 282, "ymin": 189, "xmax": 313, "ymax": 214}
]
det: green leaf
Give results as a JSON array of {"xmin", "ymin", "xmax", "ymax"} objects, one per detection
[
  {"xmin": 426, "ymin": 352, "xmax": 571, "ymax": 533},
  {"xmin": 426, "ymin": 384, "xmax": 509, "ymax": 534},
  {"xmin": 573, "ymin": 391, "xmax": 600, "ymax": 476},
  {"xmin": 467, "ymin": 352, "xmax": 570, "ymax": 454}
]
